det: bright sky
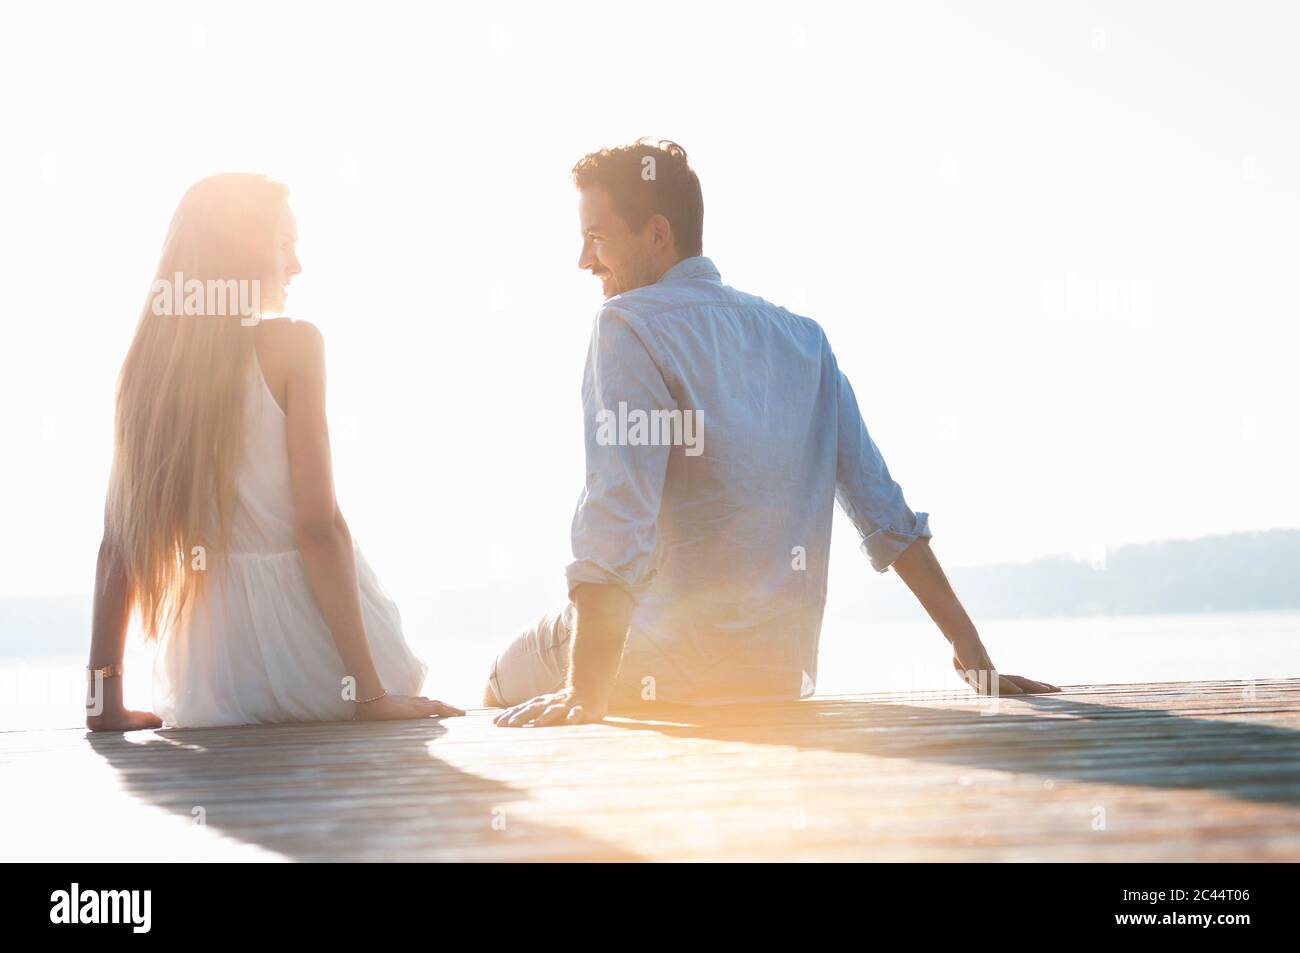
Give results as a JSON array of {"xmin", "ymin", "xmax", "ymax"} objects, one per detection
[{"xmin": 1, "ymin": 1, "xmax": 1297, "ymax": 617}]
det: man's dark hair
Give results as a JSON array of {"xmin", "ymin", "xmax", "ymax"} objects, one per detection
[{"xmin": 572, "ymin": 138, "xmax": 704, "ymax": 258}]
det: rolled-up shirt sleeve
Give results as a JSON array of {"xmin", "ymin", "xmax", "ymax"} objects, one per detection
[
  {"xmin": 565, "ymin": 306, "xmax": 674, "ymax": 600},
  {"xmin": 833, "ymin": 355, "xmax": 931, "ymax": 573}
]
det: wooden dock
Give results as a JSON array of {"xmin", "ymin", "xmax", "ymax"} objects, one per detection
[{"xmin": 5, "ymin": 679, "xmax": 1299, "ymax": 861}]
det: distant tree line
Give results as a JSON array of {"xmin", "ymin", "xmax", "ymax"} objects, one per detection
[{"xmin": 947, "ymin": 529, "xmax": 1300, "ymax": 618}]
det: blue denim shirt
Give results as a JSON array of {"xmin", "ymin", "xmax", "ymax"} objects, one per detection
[{"xmin": 566, "ymin": 256, "xmax": 931, "ymax": 703}]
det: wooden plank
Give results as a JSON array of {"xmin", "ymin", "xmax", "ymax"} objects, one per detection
[{"xmin": 3, "ymin": 679, "xmax": 1298, "ymax": 861}]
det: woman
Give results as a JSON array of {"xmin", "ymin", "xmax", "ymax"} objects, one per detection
[{"xmin": 86, "ymin": 173, "xmax": 463, "ymax": 729}]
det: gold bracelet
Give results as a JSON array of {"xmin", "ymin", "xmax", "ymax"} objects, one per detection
[
  {"xmin": 356, "ymin": 689, "xmax": 389, "ymax": 704},
  {"xmin": 87, "ymin": 663, "xmax": 124, "ymax": 679}
]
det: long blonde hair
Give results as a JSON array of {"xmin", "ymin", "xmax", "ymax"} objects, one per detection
[{"xmin": 108, "ymin": 173, "xmax": 288, "ymax": 640}]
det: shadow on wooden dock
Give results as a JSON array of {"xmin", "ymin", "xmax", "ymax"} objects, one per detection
[
  {"xmin": 84, "ymin": 720, "xmax": 639, "ymax": 861},
  {"xmin": 8, "ymin": 679, "xmax": 1299, "ymax": 861},
  {"xmin": 607, "ymin": 689, "xmax": 1300, "ymax": 809}
]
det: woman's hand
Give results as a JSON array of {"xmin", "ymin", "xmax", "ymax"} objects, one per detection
[
  {"xmin": 86, "ymin": 705, "xmax": 163, "ymax": 732},
  {"xmin": 85, "ymin": 668, "xmax": 162, "ymax": 731},
  {"xmin": 353, "ymin": 693, "xmax": 465, "ymax": 722}
]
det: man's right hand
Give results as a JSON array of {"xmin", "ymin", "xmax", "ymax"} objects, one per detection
[
  {"xmin": 950, "ymin": 633, "xmax": 1060, "ymax": 696},
  {"xmin": 492, "ymin": 688, "xmax": 610, "ymax": 728}
]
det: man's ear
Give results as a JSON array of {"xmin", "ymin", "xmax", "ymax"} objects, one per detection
[{"xmin": 648, "ymin": 213, "xmax": 676, "ymax": 255}]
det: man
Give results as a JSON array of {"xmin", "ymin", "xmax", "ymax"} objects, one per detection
[{"xmin": 488, "ymin": 139, "xmax": 1058, "ymax": 727}]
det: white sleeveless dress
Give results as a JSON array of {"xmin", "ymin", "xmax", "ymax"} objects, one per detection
[{"xmin": 153, "ymin": 357, "xmax": 427, "ymax": 727}]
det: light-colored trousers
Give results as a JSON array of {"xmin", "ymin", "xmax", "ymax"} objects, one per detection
[{"xmin": 486, "ymin": 604, "xmax": 651, "ymax": 708}]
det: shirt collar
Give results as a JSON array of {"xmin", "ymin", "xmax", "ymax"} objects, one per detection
[{"xmin": 658, "ymin": 255, "xmax": 720, "ymax": 284}]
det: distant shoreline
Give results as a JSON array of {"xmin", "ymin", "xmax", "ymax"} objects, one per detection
[
  {"xmin": 5, "ymin": 529, "xmax": 1298, "ymax": 654},
  {"xmin": 841, "ymin": 529, "xmax": 1300, "ymax": 623}
]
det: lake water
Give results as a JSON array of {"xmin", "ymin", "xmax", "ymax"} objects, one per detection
[{"xmin": 3, "ymin": 609, "xmax": 1296, "ymax": 731}]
